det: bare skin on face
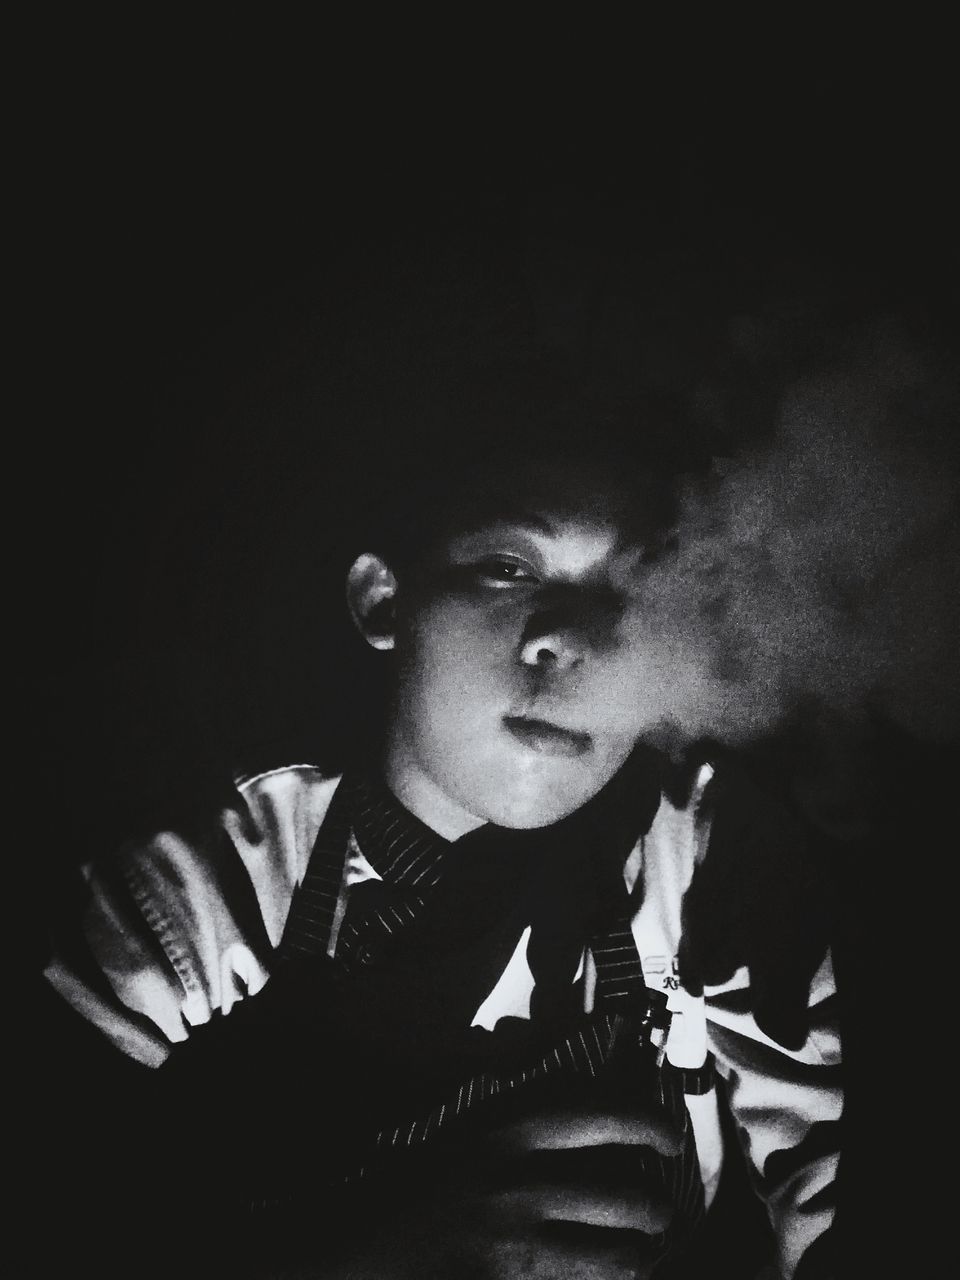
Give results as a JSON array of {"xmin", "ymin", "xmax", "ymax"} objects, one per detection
[
  {"xmin": 370, "ymin": 464, "xmax": 664, "ymax": 838},
  {"xmin": 340, "ymin": 464, "xmax": 687, "ymax": 1279}
]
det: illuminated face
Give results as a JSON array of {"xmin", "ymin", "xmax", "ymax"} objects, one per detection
[{"xmin": 380, "ymin": 463, "xmax": 666, "ymax": 837}]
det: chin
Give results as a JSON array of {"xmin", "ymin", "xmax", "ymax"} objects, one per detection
[{"xmin": 479, "ymin": 785, "xmax": 591, "ymax": 830}]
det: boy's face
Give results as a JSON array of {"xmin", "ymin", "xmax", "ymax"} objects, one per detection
[{"xmin": 378, "ymin": 460, "xmax": 670, "ymax": 837}]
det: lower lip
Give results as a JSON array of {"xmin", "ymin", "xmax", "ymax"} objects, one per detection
[{"xmin": 503, "ymin": 716, "xmax": 592, "ymax": 758}]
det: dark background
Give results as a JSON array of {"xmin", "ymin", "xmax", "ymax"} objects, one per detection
[
  {"xmin": 27, "ymin": 64, "xmax": 959, "ymax": 849},
  {"xmin": 22, "ymin": 47, "xmax": 958, "ymax": 1275}
]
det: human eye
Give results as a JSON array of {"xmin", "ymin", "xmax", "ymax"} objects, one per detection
[{"xmin": 473, "ymin": 556, "xmax": 539, "ymax": 587}]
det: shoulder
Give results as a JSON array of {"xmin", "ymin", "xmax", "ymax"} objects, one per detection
[
  {"xmin": 626, "ymin": 759, "xmax": 715, "ymax": 952},
  {"xmin": 230, "ymin": 763, "xmax": 342, "ymax": 887},
  {"xmin": 231, "ymin": 762, "xmax": 342, "ymax": 849},
  {"xmin": 693, "ymin": 752, "xmax": 838, "ymax": 897},
  {"xmin": 93, "ymin": 762, "xmax": 344, "ymax": 958},
  {"xmin": 635, "ymin": 760, "xmax": 716, "ymax": 885},
  {"xmin": 44, "ymin": 763, "xmax": 346, "ymax": 1060}
]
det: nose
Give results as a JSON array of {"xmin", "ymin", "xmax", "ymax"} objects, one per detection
[
  {"xmin": 519, "ymin": 627, "xmax": 583, "ymax": 671},
  {"xmin": 518, "ymin": 591, "xmax": 622, "ymax": 672}
]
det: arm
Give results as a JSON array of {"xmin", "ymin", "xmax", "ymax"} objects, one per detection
[
  {"xmin": 704, "ymin": 953, "xmax": 842, "ymax": 1279},
  {"xmin": 42, "ymin": 765, "xmax": 336, "ymax": 1064},
  {"xmin": 678, "ymin": 757, "xmax": 844, "ymax": 1278},
  {"xmin": 36, "ymin": 768, "xmax": 343, "ymax": 1276},
  {"xmin": 41, "ymin": 879, "xmax": 689, "ymax": 1280},
  {"xmin": 43, "ymin": 824, "xmax": 271, "ymax": 1064}
]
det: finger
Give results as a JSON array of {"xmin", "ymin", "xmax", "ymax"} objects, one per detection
[
  {"xmin": 489, "ymin": 1106, "xmax": 683, "ymax": 1157},
  {"xmin": 493, "ymin": 1181, "xmax": 673, "ymax": 1233}
]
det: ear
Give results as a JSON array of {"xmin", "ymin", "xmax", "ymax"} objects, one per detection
[{"xmin": 345, "ymin": 553, "xmax": 398, "ymax": 651}]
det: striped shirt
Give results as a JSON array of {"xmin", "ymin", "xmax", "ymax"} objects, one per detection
[{"xmin": 44, "ymin": 761, "xmax": 842, "ymax": 1278}]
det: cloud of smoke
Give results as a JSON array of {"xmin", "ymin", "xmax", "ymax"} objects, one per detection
[{"xmin": 628, "ymin": 324, "xmax": 960, "ymax": 756}]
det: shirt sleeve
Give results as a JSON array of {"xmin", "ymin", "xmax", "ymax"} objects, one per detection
[
  {"xmin": 632, "ymin": 761, "xmax": 843, "ymax": 1278},
  {"xmin": 42, "ymin": 766, "xmax": 335, "ymax": 1066},
  {"xmin": 704, "ymin": 949, "xmax": 843, "ymax": 1280}
]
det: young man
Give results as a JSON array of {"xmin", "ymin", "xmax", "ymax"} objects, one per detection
[{"xmin": 41, "ymin": 386, "xmax": 842, "ymax": 1279}]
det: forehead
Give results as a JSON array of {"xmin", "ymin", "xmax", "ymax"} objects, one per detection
[{"xmin": 436, "ymin": 457, "xmax": 661, "ymax": 549}]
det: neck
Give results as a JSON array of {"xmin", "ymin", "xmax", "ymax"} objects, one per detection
[{"xmin": 381, "ymin": 740, "xmax": 486, "ymax": 843}]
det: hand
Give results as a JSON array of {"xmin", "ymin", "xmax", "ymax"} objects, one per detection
[{"xmin": 315, "ymin": 1097, "xmax": 684, "ymax": 1280}]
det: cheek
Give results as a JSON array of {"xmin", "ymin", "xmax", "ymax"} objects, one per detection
[
  {"xmin": 594, "ymin": 634, "xmax": 701, "ymax": 736},
  {"xmin": 581, "ymin": 647, "xmax": 670, "ymax": 742},
  {"xmin": 400, "ymin": 599, "xmax": 516, "ymax": 719}
]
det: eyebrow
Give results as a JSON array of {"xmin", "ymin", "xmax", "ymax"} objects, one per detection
[
  {"xmin": 447, "ymin": 508, "xmax": 650, "ymax": 569},
  {"xmin": 451, "ymin": 507, "xmax": 558, "ymax": 539}
]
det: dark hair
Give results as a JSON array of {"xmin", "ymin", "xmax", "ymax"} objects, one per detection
[{"xmin": 342, "ymin": 356, "xmax": 719, "ymax": 572}]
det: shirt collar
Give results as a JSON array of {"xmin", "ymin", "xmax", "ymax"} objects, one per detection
[
  {"xmin": 343, "ymin": 742, "xmax": 666, "ymax": 896},
  {"xmin": 349, "ymin": 771, "xmax": 452, "ymax": 891}
]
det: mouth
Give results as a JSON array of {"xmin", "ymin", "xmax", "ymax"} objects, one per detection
[{"xmin": 502, "ymin": 715, "xmax": 593, "ymax": 758}]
